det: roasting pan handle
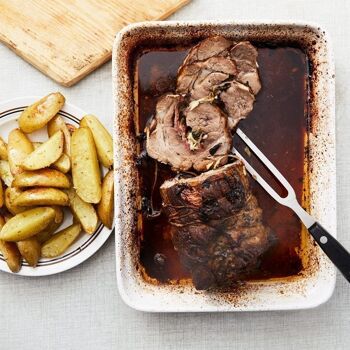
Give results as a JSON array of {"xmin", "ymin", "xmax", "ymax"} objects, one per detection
[{"xmin": 309, "ymin": 222, "xmax": 350, "ymax": 283}]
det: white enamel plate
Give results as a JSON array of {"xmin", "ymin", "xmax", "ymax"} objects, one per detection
[{"xmin": 0, "ymin": 97, "xmax": 113, "ymax": 276}]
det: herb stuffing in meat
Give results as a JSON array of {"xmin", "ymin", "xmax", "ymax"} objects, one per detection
[{"xmin": 146, "ymin": 95, "xmax": 232, "ymax": 172}]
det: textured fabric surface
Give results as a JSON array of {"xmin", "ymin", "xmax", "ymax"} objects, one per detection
[{"xmin": 0, "ymin": 1, "xmax": 349, "ymax": 349}]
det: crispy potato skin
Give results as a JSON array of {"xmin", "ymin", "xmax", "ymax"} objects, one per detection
[
  {"xmin": 13, "ymin": 169, "xmax": 70, "ymax": 188},
  {"xmin": 48, "ymin": 115, "xmax": 72, "ymax": 155},
  {"xmin": 0, "ymin": 160, "xmax": 14, "ymax": 186},
  {"xmin": 8, "ymin": 129, "xmax": 34, "ymax": 175},
  {"xmin": 14, "ymin": 188, "xmax": 69, "ymax": 207},
  {"xmin": 52, "ymin": 153, "xmax": 71, "ymax": 173},
  {"xmin": 17, "ymin": 237, "xmax": 41, "ymax": 267},
  {"xmin": 66, "ymin": 188, "xmax": 98, "ymax": 234},
  {"xmin": 0, "ymin": 239, "xmax": 22, "ymax": 272},
  {"xmin": 4, "ymin": 187, "xmax": 28, "ymax": 215},
  {"xmin": 0, "ymin": 136, "xmax": 8, "ymax": 160},
  {"xmin": 71, "ymin": 127, "xmax": 101, "ymax": 203},
  {"xmin": 19, "ymin": 92, "xmax": 65, "ymax": 133},
  {"xmin": 41, "ymin": 223, "xmax": 81, "ymax": 258},
  {"xmin": 97, "ymin": 170, "xmax": 114, "ymax": 229},
  {"xmin": 81, "ymin": 115, "xmax": 113, "ymax": 168},
  {"xmin": 0, "ymin": 207, "xmax": 56, "ymax": 242},
  {"xmin": 22, "ymin": 131, "xmax": 64, "ymax": 170}
]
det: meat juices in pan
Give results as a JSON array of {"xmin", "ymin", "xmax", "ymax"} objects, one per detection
[{"xmin": 137, "ymin": 40, "xmax": 308, "ymax": 286}]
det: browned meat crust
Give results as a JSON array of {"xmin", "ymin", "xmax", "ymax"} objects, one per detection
[{"xmin": 160, "ymin": 161, "xmax": 274, "ymax": 290}]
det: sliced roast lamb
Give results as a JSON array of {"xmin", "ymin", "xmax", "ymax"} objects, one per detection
[
  {"xmin": 146, "ymin": 94, "xmax": 232, "ymax": 172},
  {"xmin": 182, "ymin": 36, "xmax": 232, "ymax": 65},
  {"xmin": 177, "ymin": 56, "xmax": 237, "ymax": 100},
  {"xmin": 160, "ymin": 161, "xmax": 274, "ymax": 290},
  {"xmin": 219, "ymin": 81, "xmax": 255, "ymax": 129},
  {"xmin": 176, "ymin": 37, "xmax": 259, "ymax": 130},
  {"xmin": 230, "ymin": 41, "xmax": 261, "ymax": 95},
  {"xmin": 146, "ymin": 37, "xmax": 261, "ymax": 172}
]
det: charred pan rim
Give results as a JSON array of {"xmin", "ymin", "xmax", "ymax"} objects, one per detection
[{"xmin": 113, "ymin": 21, "xmax": 336, "ymax": 312}]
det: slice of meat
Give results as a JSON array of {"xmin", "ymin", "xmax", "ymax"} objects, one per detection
[
  {"xmin": 176, "ymin": 37, "xmax": 261, "ymax": 132},
  {"xmin": 182, "ymin": 36, "xmax": 232, "ymax": 65},
  {"xmin": 177, "ymin": 56, "xmax": 237, "ymax": 100},
  {"xmin": 160, "ymin": 161, "xmax": 274, "ymax": 290},
  {"xmin": 146, "ymin": 94, "xmax": 232, "ymax": 172},
  {"xmin": 230, "ymin": 41, "xmax": 258, "ymax": 64},
  {"xmin": 219, "ymin": 81, "xmax": 255, "ymax": 129},
  {"xmin": 230, "ymin": 41, "xmax": 261, "ymax": 94}
]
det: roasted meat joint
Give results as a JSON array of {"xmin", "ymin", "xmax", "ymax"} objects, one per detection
[
  {"xmin": 161, "ymin": 162, "xmax": 274, "ymax": 290},
  {"xmin": 143, "ymin": 36, "xmax": 275, "ymax": 290}
]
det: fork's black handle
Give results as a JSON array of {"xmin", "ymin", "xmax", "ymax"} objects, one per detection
[{"xmin": 309, "ymin": 222, "xmax": 350, "ymax": 282}]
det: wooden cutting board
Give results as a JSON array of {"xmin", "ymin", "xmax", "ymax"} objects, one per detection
[{"xmin": 0, "ymin": 0, "xmax": 190, "ymax": 86}]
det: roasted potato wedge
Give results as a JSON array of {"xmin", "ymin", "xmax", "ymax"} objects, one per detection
[
  {"xmin": 0, "ymin": 207, "xmax": 56, "ymax": 241},
  {"xmin": 41, "ymin": 223, "xmax": 81, "ymax": 258},
  {"xmin": 22, "ymin": 130, "xmax": 64, "ymax": 170},
  {"xmin": 51, "ymin": 205, "xmax": 64, "ymax": 224},
  {"xmin": 36, "ymin": 225, "xmax": 58, "ymax": 244},
  {"xmin": 66, "ymin": 187, "xmax": 98, "ymax": 234},
  {"xmin": 97, "ymin": 170, "xmax": 114, "ymax": 229},
  {"xmin": 8, "ymin": 129, "xmax": 34, "ymax": 175},
  {"xmin": 81, "ymin": 115, "xmax": 113, "ymax": 168},
  {"xmin": 17, "ymin": 237, "xmax": 41, "ymax": 267},
  {"xmin": 0, "ymin": 215, "xmax": 21, "ymax": 272},
  {"xmin": 52, "ymin": 153, "xmax": 71, "ymax": 173},
  {"xmin": 0, "ymin": 160, "xmax": 13, "ymax": 186},
  {"xmin": 13, "ymin": 169, "xmax": 70, "ymax": 188},
  {"xmin": 48, "ymin": 115, "xmax": 72, "ymax": 155},
  {"xmin": 5, "ymin": 187, "xmax": 28, "ymax": 215},
  {"xmin": 14, "ymin": 188, "xmax": 69, "ymax": 207},
  {"xmin": 71, "ymin": 127, "xmax": 101, "ymax": 203},
  {"xmin": 36, "ymin": 206, "xmax": 64, "ymax": 243},
  {"xmin": 0, "ymin": 136, "xmax": 8, "ymax": 160},
  {"xmin": 0, "ymin": 239, "xmax": 22, "ymax": 272},
  {"xmin": 19, "ymin": 92, "xmax": 65, "ymax": 133}
]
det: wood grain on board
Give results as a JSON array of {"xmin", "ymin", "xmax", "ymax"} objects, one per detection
[{"xmin": 0, "ymin": 0, "xmax": 190, "ymax": 86}]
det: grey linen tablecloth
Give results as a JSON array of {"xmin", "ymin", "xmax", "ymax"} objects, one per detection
[{"xmin": 0, "ymin": 0, "xmax": 349, "ymax": 349}]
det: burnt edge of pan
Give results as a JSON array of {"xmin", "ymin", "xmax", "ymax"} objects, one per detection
[{"xmin": 112, "ymin": 22, "xmax": 336, "ymax": 310}]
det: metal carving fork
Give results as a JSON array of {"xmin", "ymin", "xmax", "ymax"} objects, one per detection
[{"xmin": 234, "ymin": 128, "xmax": 350, "ymax": 283}]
